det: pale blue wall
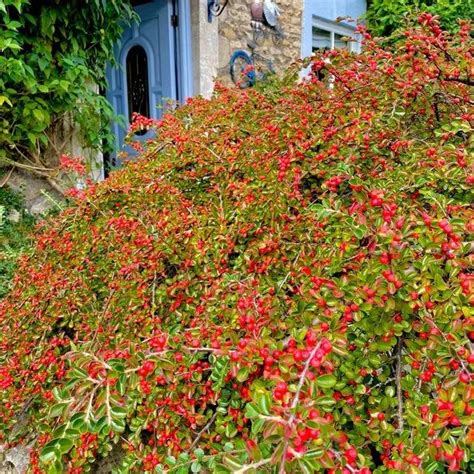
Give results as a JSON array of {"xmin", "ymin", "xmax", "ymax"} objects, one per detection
[{"xmin": 301, "ymin": 0, "xmax": 367, "ymax": 58}]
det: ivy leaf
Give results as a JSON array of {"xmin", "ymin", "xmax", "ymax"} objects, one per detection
[{"xmin": 0, "ymin": 95, "xmax": 12, "ymax": 106}]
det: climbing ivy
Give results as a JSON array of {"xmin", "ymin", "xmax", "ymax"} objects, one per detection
[{"xmin": 0, "ymin": 0, "xmax": 135, "ymax": 182}]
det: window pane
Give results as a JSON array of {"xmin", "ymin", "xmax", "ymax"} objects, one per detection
[
  {"xmin": 312, "ymin": 26, "xmax": 331, "ymax": 51},
  {"xmin": 126, "ymin": 45, "xmax": 150, "ymax": 121}
]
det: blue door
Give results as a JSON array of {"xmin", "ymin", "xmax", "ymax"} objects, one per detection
[{"xmin": 106, "ymin": 0, "xmax": 175, "ymax": 163}]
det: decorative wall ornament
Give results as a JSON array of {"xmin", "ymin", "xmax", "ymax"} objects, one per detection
[
  {"xmin": 228, "ymin": 0, "xmax": 285, "ymax": 88},
  {"xmin": 229, "ymin": 41, "xmax": 275, "ymax": 89},
  {"xmin": 207, "ymin": 0, "xmax": 229, "ymax": 22},
  {"xmin": 263, "ymin": 0, "xmax": 280, "ymax": 27},
  {"xmin": 250, "ymin": 0, "xmax": 284, "ymax": 45},
  {"xmin": 250, "ymin": 0, "xmax": 264, "ymax": 29}
]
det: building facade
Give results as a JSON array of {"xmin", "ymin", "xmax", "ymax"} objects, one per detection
[{"xmin": 105, "ymin": 0, "xmax": 367, "ymax": 161}]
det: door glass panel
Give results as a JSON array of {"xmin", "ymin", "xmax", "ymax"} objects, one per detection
[{"xmin": 126, "ymin": 45, "xmax": 150, "ymax": 122}]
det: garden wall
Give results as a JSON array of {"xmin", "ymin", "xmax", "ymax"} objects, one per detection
[{"xmin": 216, "ymin": 0, "xmax": 304, "ymax": 84}]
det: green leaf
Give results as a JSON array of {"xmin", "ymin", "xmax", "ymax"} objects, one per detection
[
  {"xmin": 0, "ymin": 95, "xmax": 12, "ymax": 107},
  {"xmin": 223, "ymin": 442, "xmax": 234, "ymax": 452},
  {"xmin": 236, "ymin": 366, "xmax": 250, "ymax": 382},
  {"xmin": 68, "ymin": 367, "xmax": 88, "ymax": 379},
  {"xmin": 116, "ymin": 373, "xmax": 127, "ymax": 395},
  {"xmin": 56, "ymin": 438, "xmax": 73, "ymax": 454},
  {"xmin": 39, "ymin": 446, "xmax": 58, "ymax": 464},
  {"xmin": 353, "ymin": 225, "xmax": 368, "ymax": 240},
  {"xmin": 316, "ymin": 396, "xmax": 336, "ymax": 407},
  {"xmin": 244, "ymin": 403, "xmax": 260, "ymax": 418},
  {"xmin": 178, "ymin": 452, "xmax": 190, "ymax": 462},
  {"xmin": 70, "ymin": 413, "xmax": 87, "ymax": 431},
  {"xmin": 222, "ymin": 455, "xmax": 243, "ymax": 470},
  {"xmin": 225, "ymin": 422, "xmax": 238, "ymax": 438},
  {"xmin": 194, "ymin": 448, "xmax": 204, "ymax": 460},
  {"xmin": 316, "ymin": 374, "xmax": 337, "ymax": 389},
  {"xmin": 43, "ymin": 437, "xmax": 73, "ymax": 455},
  {"xmin": 210, "ymin": 355, "xmax": 230, "ymax": 391},
  {"xmin": 256, "ymin": 391, "xmax": 272, "ymax": 415},
  {"xmin": 384, "ymin": 386, "xmax": 395, "ymax": 397},
  {"xmin": 32, "ymin": 109, "xmax": 43, "ymax": 121},
  {"xmin": 425, "ymin": 461, "xmax": 441, "ymax": 473},
  {"xmin": 111, "ymin": 405, "xmax": 128, "ymax": 419},
  {"xmin": 110, "ymin": 417, "xmax": 126, "ymax": 433},
  {"xmin": 59, "ymin": 80, "xmax": 70, "ymax": 91},
  {"xmin": 49, "ymin": 402, "xmax": 68, "ymax": 418},
  {"xmin": 300, "ymin": 456, "xmax": 321, "ymax": 473}
]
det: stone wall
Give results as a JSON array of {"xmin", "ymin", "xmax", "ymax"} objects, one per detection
[
  {"xmin": 216, "ymin": 0, "xmax": 304, "ymax": 84},
  {"xmin": 191, "ymin": 0, "xmax": 220, "ymax": 98}
]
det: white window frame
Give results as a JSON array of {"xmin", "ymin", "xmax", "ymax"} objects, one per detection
[{"xmin": 312, "ymin": 16, "xmax": 361, "ymax": 54}]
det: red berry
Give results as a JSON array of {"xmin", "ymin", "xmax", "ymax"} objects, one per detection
[{"xmin": 458, "ymin": 372, "xmax": 470, "ymax": 383}]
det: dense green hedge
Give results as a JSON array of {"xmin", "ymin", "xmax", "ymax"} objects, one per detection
[{"xmin": 0, "ymin": 15, "xmax": 473, "ymax": 474}]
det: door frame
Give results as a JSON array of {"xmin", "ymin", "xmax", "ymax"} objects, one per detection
[
  {"xmin": 103, "ymin": 0, "xmax": 193, "ymax": 175},
  {"xmin": 123, "ymin": 0, "xmax": 194, "ymax": 104},
  {"xmin": 175, "ymin": 0, "xmax": 193, "ymax": 101}
]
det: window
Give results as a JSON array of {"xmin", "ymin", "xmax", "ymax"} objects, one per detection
[
  {"xmin": 126, "ymin": 45, "xmax": 150, "ymax": 121},
  {"xmin": 311, "ymin": 17, "xmax": 360, "ymax": 53},
  {"xmin": 312, "ymin": 27, "xmax": 331, "ymax": 51}
]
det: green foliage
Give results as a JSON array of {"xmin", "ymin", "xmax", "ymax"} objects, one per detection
[
  {"xmin": 0, "ymin": 184, "xmax": 35, "ymax": 297},
  {"xmin": 0, "ymin": 0, "xmax": 134, "ymax": 169},
  {"xmin": 0, "ymin": 17, "xmax": 473, "ymax": 474},
  {"xmin": 366, "ymin": 0, "xmax": 474, "ymax": 36}
]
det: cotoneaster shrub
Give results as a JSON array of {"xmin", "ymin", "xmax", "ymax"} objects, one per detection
[{"xmin": 0, "ymin": 15, "xmax": 473, "ymax": 474}]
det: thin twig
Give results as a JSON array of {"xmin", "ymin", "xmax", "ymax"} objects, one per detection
[
  {"xmin": 425, "ymin": 317, "xmax": 471, "ymax": 374},
  {"xmin": 332, "ymin": 449, "xmax": 356, "ymax": 472},
  {"xmin": 105, "ymin": 383, "xmax": 112, "ymax": 426},
  {"xmin": 46, "ymin": 177, "xmax": 66, "ymax": 196},
  {"xmin": 235, "ymin": 457, "xmax": 273, "ymax": 474},
  {"xmin": 443, "ymin": 76, "xmax": 474, "ymax": 86},
  {"xmin": 0, "ymin": 167, "xmax": 14, "ymax": 188},
  {"xmin": 189, "ymin": 412, "xmax": 217, "ymax": 451},
  {"xmin": 90, "ymin": 289, "xmax": 116, "ymax": 347},
  {"xmin": 84, "ymin": 386, "xmax": 99, "ymax": 422},
  {"xmin": 396, "ymin": 337, "xmax": 404, "ymax": 433},
  {"xmin": 278, "ymin": 341, "xmax": 321, "ymax": 474}
]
